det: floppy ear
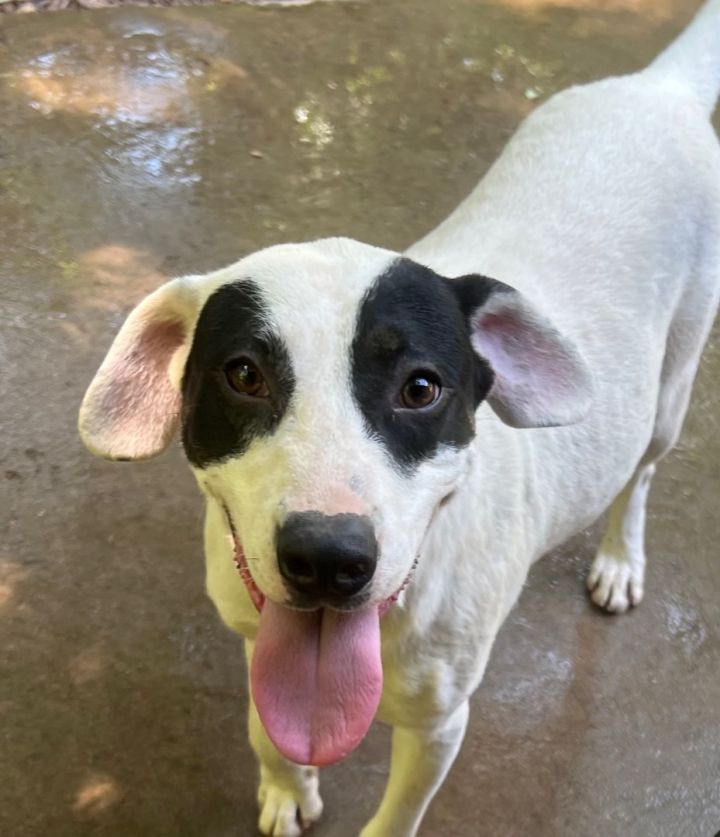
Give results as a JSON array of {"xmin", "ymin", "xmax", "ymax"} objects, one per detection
[
  {"xmin": 452, "ymin": 274, "xmax": 593, "ymax": 428},
  {"xmin": 79, "ymin": 276, "xmax": 202, "ymax": 461}
]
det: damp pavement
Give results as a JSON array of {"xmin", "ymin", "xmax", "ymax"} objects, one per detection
[{"xmin": 1, "ymin": 1, "xmax": 719, "ymax": 835}]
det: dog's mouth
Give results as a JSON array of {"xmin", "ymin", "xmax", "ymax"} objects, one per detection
[
  {"xmin": 233, "ymin": 539, "xmax": 266, "ymax": 612},
  {"xmin": 228, "ymin": 519, "xmax": 416, "ymax": 768}
]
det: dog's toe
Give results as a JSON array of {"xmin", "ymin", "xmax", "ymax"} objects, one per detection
[
  {"xmin": 258, "ymin": 790, "xmax": 302, "ymax": 837},
  {"xmin": 587, "ymin": 552, "xmax": 644, "ymax": 614},
  {"xmin": 257, "ymin": 771, "xmax": 323, "ymax": 837}
]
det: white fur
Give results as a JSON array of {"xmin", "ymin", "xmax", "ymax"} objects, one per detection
[{"xmin": 79, "ymin": 3, "xmax": 720, "ymax": 835}]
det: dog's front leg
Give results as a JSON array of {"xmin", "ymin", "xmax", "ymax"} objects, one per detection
[
  {"xmin": 360, "ymin": 700, "xmax": 470, "ymax": 837},
  {"xmin": 245, "ymin": 640, "xmax": 324, "ymax": 837}
]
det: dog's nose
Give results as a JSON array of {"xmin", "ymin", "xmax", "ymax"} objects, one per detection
[{"xmin": 277, "ymin": 512, "xmax": 377, "ymax": 600}]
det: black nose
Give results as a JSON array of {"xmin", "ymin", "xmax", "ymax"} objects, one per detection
[{"xmin": 277, "ymin": 512, "xmax": 378, "ymax": 601}]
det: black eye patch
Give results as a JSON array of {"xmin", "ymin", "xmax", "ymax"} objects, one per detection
[
  {"xmin": 350, "ymin": 258, "xmax": 493, "ymax": 470},
  {"xmin": 181, "ymin": 280, "xmax": 294, "ymax": 468}
]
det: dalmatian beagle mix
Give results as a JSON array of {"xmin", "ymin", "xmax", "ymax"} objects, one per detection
[{"xmin": 79, "ymin": 2, "xmax": 720, "ymax": 835}]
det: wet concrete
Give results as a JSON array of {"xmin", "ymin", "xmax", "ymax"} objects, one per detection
[{"xmin": 1, "ymin": 1, "xmax": 719, "ymax": 835}]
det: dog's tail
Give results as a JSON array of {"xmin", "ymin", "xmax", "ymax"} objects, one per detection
[{"xmin": 645, "ymin": 0, "xmax": 720, "ymax": 115}]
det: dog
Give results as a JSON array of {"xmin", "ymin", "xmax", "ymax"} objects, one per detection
[{"xmin": 79, "ymin": 2, "xmax": 720, "ymax": 835}]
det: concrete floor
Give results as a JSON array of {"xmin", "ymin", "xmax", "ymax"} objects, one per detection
[{"xmin": 1, "ymin": 1, "xmax": 719, "ymax": 835}]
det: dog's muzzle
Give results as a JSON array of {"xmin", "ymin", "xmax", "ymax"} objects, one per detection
[{"xmin": 276, "ymin": 511, "xmax": 378, "ymax": 607}]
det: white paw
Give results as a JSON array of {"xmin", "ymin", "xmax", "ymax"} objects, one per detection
[
  {"xmin": 587, "ymin": 551, "xmax": 644, "ymax": 614},
  {"xmin": 257, "ymin": 767, "xmax": 323, "ymax": 837}
]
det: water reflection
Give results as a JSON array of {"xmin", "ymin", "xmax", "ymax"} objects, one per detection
[
  {"xmin": 0, "ymin": 560, "xmax": 30, "ymax": 612},
  {"xmin": 74, "ymin": 243, "xmax": 168, "ymax": 311},
  {"xmin": 294, "ymin": 98, "xmax": 335, "ymax": 147},
  {"xmin": 68, "ymin": 642, "xmax": 107, "ymax": 686},
  {"xmin": 72, "ymin": 773, "xmax": 123, "ymax": 817},
  {"xmin": 19, "ymin": 43, "xmax": 190, "ymax": 120},
  {"xmin": 12, "ymin": 34, "xmax": 237, "ymax": 195},
  {"xmin": 490, "ymin": 647, "xmax": 573, "ymax": 727},
  {"xmin": 663, "ymin": 596, "xmax": 708, "ymax": 656},
  {"xmin": 498, "ymin": 0, "xmax": 682, "ymax": 18},
  {"xmin": 111, "ymin": 124, "xmax": 201, "ymax": 185}
]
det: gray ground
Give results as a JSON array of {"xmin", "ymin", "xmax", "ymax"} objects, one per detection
[{"xmin": 1, "ymin": 1, "xmax": 719, "ymax": 835}]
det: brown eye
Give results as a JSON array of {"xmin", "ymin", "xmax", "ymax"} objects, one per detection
[
  {"xmin": 225, "ymin": 359, "xmax": 270, "ymax": 398},
  {"xmin": 400, "ymin": 373, "xmax": 441, "ymax": 409}
]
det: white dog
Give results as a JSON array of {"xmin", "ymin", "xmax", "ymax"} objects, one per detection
[{"xmin": 79, "ymin": 3, "xmax": 720, "ymax": 835}]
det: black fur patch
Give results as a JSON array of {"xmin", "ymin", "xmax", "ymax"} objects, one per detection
[
  {"xmin": 181, "ymin": 281, "xmax": 294, "ymax": 468},
  {"xmin": 350, "ymin": 258, "xmax": 495, "ymax": 469}
]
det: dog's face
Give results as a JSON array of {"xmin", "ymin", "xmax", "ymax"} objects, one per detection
[
  {"xmin": 181, "ymin": 244, "xmax": 494, "ymax": 613},
  {"xmin": 79, "ymin": 236, "xmax": 591, "ymax": 765}
]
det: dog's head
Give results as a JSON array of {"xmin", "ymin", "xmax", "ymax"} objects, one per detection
[{"xmin": 79, "ymin": 237, "xmax": 591, "ymax": 765}]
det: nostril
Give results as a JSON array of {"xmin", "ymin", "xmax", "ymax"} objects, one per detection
[
  {"xmin": 281, "ymin": 554, "xmax": 317, "ymax": 586},
  {"xmin": 332, "ymin": 559, "xmax": 373, "ymax": 594},
  {"xmin": 339, "ymin": 564, "xmax": 363, "ymax": 583}
]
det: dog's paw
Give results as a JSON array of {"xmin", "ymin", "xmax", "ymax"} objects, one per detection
[
  {"xmin": 257, "ymin": 767, "xmax": 323, "ymax": 837},
  {"xmin": 587, "ymin": 551, "xmax": 644, "ymax": 614}
]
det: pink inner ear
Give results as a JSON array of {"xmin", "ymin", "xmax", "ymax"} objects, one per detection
[
  {"xmin": 472, "ymin": 304, "xmax": 590, "ymax": 428},
  {"xmin": 474, "ymin": 311, "xmax": 558, "ymax": 388},
  {"xmin": 475, "ymin": 312, "xmax": 528, "ymax": 383},
  {"xmin": 85, "ymin": 318, "xmax": 185, "ymax": 460}
]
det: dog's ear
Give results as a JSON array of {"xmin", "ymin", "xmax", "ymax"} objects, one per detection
[
  {"xmin": 79, "ymin": 276, "xmax": 202, "ymax": 461},
  {"xmin": 451, "ymin": 274, "xmax": 593, "ymax": 428}
]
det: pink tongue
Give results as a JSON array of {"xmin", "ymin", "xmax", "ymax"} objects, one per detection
[{"xmin": 251, "ymin": 600, "xmax": 382, "ymax": 767}]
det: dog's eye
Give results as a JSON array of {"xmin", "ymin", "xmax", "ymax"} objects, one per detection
[
  {"xmin": 225, "ymin": 359, "xmax": 270, "ymax": 398},
  {"xmin": 400, "ymin": 372, "xmax": 441, "ymax": 409}
]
